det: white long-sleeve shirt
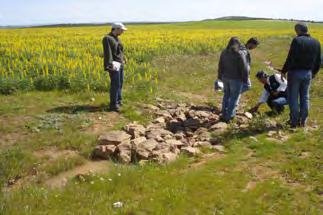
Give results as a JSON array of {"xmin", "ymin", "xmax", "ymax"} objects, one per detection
[{"xmin": 258, "ymin": 74, "xmax": 287, "ymax": 103}]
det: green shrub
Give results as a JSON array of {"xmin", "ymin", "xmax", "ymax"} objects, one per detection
[
  {"xmin": 0, "ymin": 79, "xmax": 18, "ymax": 95},
  {"xmin": 34, "ymin": 76, "xmax": 57, "ymax": 91}
]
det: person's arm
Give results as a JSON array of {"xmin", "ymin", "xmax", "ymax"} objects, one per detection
[
  {"xmin": 312, "ymin": 42, "xmax": 321, "ymax": 78},
  {"xmin": 239, "ymin": 51, "xmax": 249, "ymax": 83},
  {"xmin": 250, "ymin": 90, "xmax": 270, "ymax": 112},
  {"xmin": 218, "ymin": 52, "xmax": 224, "ymax": 80},
  {"xmin": 102, "ymin": 37, "xmax": 113, "ymax": 71}
]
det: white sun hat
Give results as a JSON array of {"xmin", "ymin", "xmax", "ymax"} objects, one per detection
[{"xmin": 112, "ymin": 22, "xmax": 127, "ymax": 31}]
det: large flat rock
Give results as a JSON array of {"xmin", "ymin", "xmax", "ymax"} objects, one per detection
[{"xmin": 98, "ymin": 131, "xmax": 131, "ymax": 146}]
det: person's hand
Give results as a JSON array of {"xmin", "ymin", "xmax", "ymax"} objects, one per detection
[{"xmin": 107, "ymin": 64, "xmax": 115, "ymax": 71}]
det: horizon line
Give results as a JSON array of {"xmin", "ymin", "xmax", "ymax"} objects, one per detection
[{"xmin": 1, "ymin": 16, "xmax": 322, "ymax": 29}]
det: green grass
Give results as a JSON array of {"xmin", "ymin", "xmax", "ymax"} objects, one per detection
[
  {"xmin": 1, "ymin": 21, "xmax": 323, "ymax": 214},
  {"xmin": 41, "ymin": 155, "xmax": 86, "ymax": 177}
]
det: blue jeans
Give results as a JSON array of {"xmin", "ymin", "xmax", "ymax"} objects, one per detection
[
  {"xmin": 267, "ymin": 97, "xmax": 288, "ymax": 113},
  {"xmin": 109, "ymin": 66, "xmax": 124, "ymax": 108},
  {"xmin": 222, "ymin": 78, "xmax": 243, "ymax": 122},
  {"xmin": 287, "ymin": 70, "xmax": 312, "ymax": 126}
]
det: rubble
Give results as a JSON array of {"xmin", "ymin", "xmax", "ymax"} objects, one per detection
[{"xmin": 92, "ymin": 100, "xmax": 256, "ymax": 164}]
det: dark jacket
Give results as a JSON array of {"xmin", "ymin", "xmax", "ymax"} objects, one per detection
[
  {"xmin": 218, "ymin": 49, "xmax": 249, "ymax": 83},
  {"xmin": 282, "ymin": 34, "xmax": 321, "ymax": 77},
  {"xmin": 102, "ymin": 33, "xmax": 124, "ymax": 71}
]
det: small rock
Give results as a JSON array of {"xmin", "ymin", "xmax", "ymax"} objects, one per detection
[
  {"xmin": 138, "ymin": 160, "xmax": 149, "ymax": 166},
  {"xmin": 176, "ymin": 112, "xmax": 187, "ymax": 122},
  {"xmin": 156, "ymin": 110, "xmax": 173, "ymax": 120},
  {"xmin": 174, "ymin": 132, "xmax": 185, "ymax": 140},
  {"xmin": 267, "ymin": 131, "xmax": 277, "ymax": 137},
  {"xmin": 194, "ymin": 128, "xmax": 211, "ymax": 141},
  {"xmin": 236, "ymin": 115, "xmax": 250, "ymax": 125},
  {"xmin": 154, "ymin": 142, "xmax": 173, "ymax": 152},
  {"xmin": 113, "ymin": 202, "xmax": 123, "ymax": 208},
  {"xmin": 136, "ymin": 148, "xmax": 151, "ymax": 160},
  {"xmin": 116, "ymin": 142, "xmax": 132, "ymax": 163},
  {"xmin": 143, "ymin": 104, "xmax": 159, "ymax": 111},
  {"xmin": 163, "ymin": 134, "xmax": 174, "ymax": 140},
  {"xmin": 185, "ymin": 131, "xmax": 194, "ymax": 137},
  {"xmin": 212, "ymin": 145, "xmax": 226, "ymax": 153},
  {"xmin": 264, "ymin": 119, "xmax": 278, "ymax": 128},
  {"xmin": 92, "ymin": 145, "xmax": 116, "ymax": 160},
  {"xmin": 193, "ymin": 141, "xmax": 212, "ymax": 148},
  {"xmin": 138, "ymin": 139, "xmax": 159, "ymax": 151},
  {"xmin": 135, "ymin": 139, "xmax": 159, "ymax": 160},
  {"xmin": 153, "ymin": 117, "xmax": 166, "ymax": 124},
  {"xmin": 249, "ymin": 136, "xmax": 258, "ymax": 142},
  {"xmin": 209, "ymin": 122, "xmax": 228, "ymax": 133},
  {"xmin": 299, "ymin": 152, "xmax": 311, "ymax": 159},
  {"xmin": 155, "ymin": 152, "xmax": 178, "ymax": 163},
  {"xmin": 146, "ymin": 129, "xmax": 173, "ymax": 140},
  {"xmin": 244, "ymin": 112, "xmax": 253, "ymax": 120},
  {"xmin": 124, "ymin": 123, "xmax": 146, "ymax": 139},
  {"xmin": 131, "ymin": 137, "xmax": 147, "ymax": 148},
  {"xmin": 239, "ymin": 124, "xmax": 249, "ymax": 129},
  {"xmin": 166, "ymin": 139, "xmax": 185, "ymax": 147},
  {"xmin": 98, "ymin": 131, "xmax": 131, "ymax": 146},
  {"xmin": 155, "ymin": 136, "xmax": 164, "ymax": 142},
  {"xmin": 181, "ymin": 146, "xmax": 201, "ymax": 157},
  {"xmin": 196, "ymin": 111, "xmax": 210, "ymax": 118},
  {"xmin": 162, "ymin": 152, "xmax": 178, "ymax": 163}
]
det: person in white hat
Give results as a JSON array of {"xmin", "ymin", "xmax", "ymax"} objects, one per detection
[{"xmin": 102, "ymin": 22, "xmax": 127, "ymax": 112}]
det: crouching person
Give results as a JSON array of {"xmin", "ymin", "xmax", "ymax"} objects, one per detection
[
  {"xmin": 250, "ymin": 71, "xmax": 288, "ymax": 114},
  {"xmin": 218, "ymin": 37, "xmax": 249, "ymax": 123}
]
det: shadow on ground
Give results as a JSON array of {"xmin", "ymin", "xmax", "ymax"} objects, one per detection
[{"xmin": 47, "ymin": 104, "xmax": 109, "ymax": 114}]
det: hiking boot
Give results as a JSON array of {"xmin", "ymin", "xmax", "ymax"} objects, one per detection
[{"xmin": 109, "ymin": 106, "xmax": 120, "ymax": 113}]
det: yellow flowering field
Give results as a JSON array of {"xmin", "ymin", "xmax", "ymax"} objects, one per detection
[{"xmin": 0, "ymin": 22, "xmax": 322, "ymax": 94}]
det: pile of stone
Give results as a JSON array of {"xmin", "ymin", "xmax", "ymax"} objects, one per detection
[{"xmin": 92, "ymin": 100, "xmax": 253, "ymax": 164}]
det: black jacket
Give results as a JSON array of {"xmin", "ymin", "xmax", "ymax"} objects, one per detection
[
  {"xmin": 282, "ymin": 34, "xmax": 321, "ymax": 77},
  {"xmin": 218, "ymin": 49, "xmax": 249, "ymax": 83},
  {"xmin": 102, "ymin": 33, "xmax": 124, "ymax": 71}
]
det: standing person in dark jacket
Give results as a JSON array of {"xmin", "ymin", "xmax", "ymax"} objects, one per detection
[
  {"xmin": 250, "ymin": 71, "xmax": 288, "ymax": 114},
  {"xmin": 218, "ymin": 37, "xmax": 249, "ymax": 123},
  {"xmin": 241, "ymin": 37, "xmax": 260, "ymax": 93},
  {"xmin": 280, "ymin": 23, "xmax": 321, "ymax": 127},
  {"xmin": 102, "ymin": 23, "xmax": 127, "ymax": 112}
]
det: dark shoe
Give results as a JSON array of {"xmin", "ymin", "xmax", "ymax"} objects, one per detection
[
  {"xmin": 109, "ymin": 106, "xmax": 120, "ymax": 113},
  {"xmin": 272, "ymin": 105, "xmax": 285, "ymax": 114},
  {"xmin": 299, "ymin": 122, "xmax": 306, "ymax": 128},
  {"xmin": 289, "ymin": 121, "xmax": 301, "ymax": 128},
  {"xmin": 219, "ymin": 116, "xmax": 231, "ymax": 123}
]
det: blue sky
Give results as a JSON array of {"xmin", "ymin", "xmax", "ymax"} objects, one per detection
[{"xmin": 0, "ymin": 0, "xmax": 322, "ymax": 26}]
